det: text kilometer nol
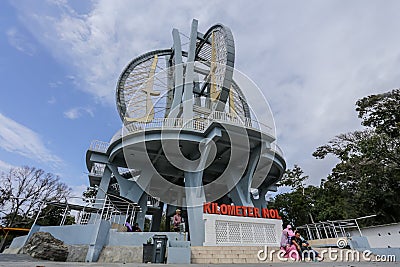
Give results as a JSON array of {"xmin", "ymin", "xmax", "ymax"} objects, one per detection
[{"xmin": 203, "ymin": 202, "xmax": 281, "ymax": 219}]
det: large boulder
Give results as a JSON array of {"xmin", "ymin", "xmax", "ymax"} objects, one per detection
[{"xmin": 23, "ymin": 232, "xmax": 68, "ymax": 261}]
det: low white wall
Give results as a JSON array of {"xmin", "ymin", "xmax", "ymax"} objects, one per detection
[
  {"xmin": 107, "ymin": 230, "xmax": 184, "ymax": 246},
  {"xmin": 349, "ymin": 223, "xmax": 400, "ymax": 248},
  {"xmin": 7, "ymin": 235, "xmax": 27, "ymax": 249},
  {"xmin": 37, "ymin": 224, "xmax": 98, "ymax": 245},
  {"xmin": 203, "ymin": 214, "xmax": 282, "ymax": 246}
]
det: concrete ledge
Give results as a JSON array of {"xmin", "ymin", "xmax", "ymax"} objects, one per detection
[
  {"xmin": 167, "ymin": 247, "xmax": 191, "ymax": 264},
  {"xmin": 308, "ymin": 237, "xmax": 341, "ymax": 247},
  {"xmin": 1, "ymin": 247, "xmax": 21, "ymax": 254}
]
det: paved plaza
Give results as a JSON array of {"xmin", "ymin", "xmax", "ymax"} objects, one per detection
[{"xmin": 0, "ymin": 254, "xmax": 398, "ymax": 267}]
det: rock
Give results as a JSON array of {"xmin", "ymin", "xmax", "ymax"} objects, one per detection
[
  {"xmin": 66, "ymin": 245, "xmax": 88, "ymax": 262},
  {"xmin": 23, "ymin": 232, "xmax": 68, "ymax": 261}
]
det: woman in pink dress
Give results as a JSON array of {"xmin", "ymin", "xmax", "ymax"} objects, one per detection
[{"xmin": 280, "ymin": 225, "xmax": 300, "ymax": 260}]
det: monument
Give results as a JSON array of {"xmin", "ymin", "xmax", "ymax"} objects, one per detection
[
  {"xmin": 88, "ymin": 18, "xmax": 286, "ymax": 246},
  {"xmin": 6, "ymin": 19, "xmax": 286, "ymax": 263}
]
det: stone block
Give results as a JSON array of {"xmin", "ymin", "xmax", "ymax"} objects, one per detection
[
  {"xmin": 192, "ymin": 258, "xmax": 212, "ymax": 264},
  {"xmin": 213, "ymin": 253, "xmax": 227, "ymax": 258},
  {"xmin": 218, "ymin": 258, "xmax": 234, "ymax": 263},
  {"xmin": 233, "ymin": 258, "xmax": 247, "ymax": 263},
  {"xmin": 97, "ymin": 246, "xmax": 142, "ymax": 263},
  {"xmin": 246, "ymin": 257, "xmax": 261, "ymax": 263},
  {"xmin": 66, "ymin": 245, "xmax": 89, "ymax": 262},
  {"xmin": 23, "ymin": 232, "xmax": 68, "ymax": 262}
]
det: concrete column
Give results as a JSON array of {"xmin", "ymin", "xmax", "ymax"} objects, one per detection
[
  {"xmin": 251, "ymin": 186, "xmax": 268, "ymax": 210},
  {"xmin": 184, "ymin": 171, "xmax": 206, "ymax": 246},
  {"xmin": 182, "ymin": 19, "xmax": 198, "ymax": 124},
  {"xmin": 135, "ymin": 192, "xmax": 148, "ymax": 231},
  {"xmin": 229, "ymin": 146, "xmax": 261, "ymax": 206},
  {"xmin": 85, "ymin": 220, "xmax": 111, "ymax": 262},
  {"xmin": 94, "ymin": 166, "xmax": 112, "ymax": 209},
  {"xmin": 170, "ymin": 28, "xmax": 184, "ymax": 118},
  {"xmin": 150, "ymin": 202, "xmax": 164, "ymax": 232},
  {"xmin": 109, "ymin": 165, "xmax": 151, "ymax": 203}
]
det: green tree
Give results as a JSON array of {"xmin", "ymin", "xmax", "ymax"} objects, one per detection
[
  {"xmin": 144, "ymin": 217, "xmax": 151, "ymax": 232},
  {"xmin": 313, "ymin": 89, "xmax": 400, "ymax": 225},
  {"xmin": 277, "ymin": 164, "xmax": 309, "ymax": 190},
  {"xmin": 356, "ymin": 88, "xmax": 400, "ymax": 138},
  {"xmin": 35, "ymin": 206, "xmax": 75, "ymax": 226},
  {"xmin": 82, "ymin": 187, "xmax": 98, "ymax": 203},
  {"xmin": 270, "ymin": 165, "xmax": 314, "ymax": 227},
  {"xmin": 159, "ymin": 212, "xmax": 168, "ymax": 231},
  {"xmin": 271, "ymin": 89, "xmax": 399, "ymax": 227}
]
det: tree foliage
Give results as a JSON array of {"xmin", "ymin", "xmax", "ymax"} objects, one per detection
[
  {"xmin": 356, "ymin": 88, "xmax": 400, "ymax": 138},
  {"xmin": 277, "ymin": 165, "xmax": 309, "ymax": 190},
  {"xmin": 314, "ymin": 89, "xmax": 400, "ymax": 224},
  {"xmin": 82, "ymin": 186, "xmax": 98, "ymax": 203},
  {"xmin": 271, "ymin": 89, "xmax": 400, "ymax": 227},
  {"xmin": 0, "ymin": 166, "xmax": 71, "ymax": 227}
]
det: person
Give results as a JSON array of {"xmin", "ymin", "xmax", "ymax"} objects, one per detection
[
  {"xmin": 132, "ymin": 222, "xmax": 142, "ymax": 232},
  {"xmin": 291, "ymin": 231, "xmax": 322, "ymax": 261},
  {"xmin": 125, "ymin": 216, "xmax": 133, "ymax": 232},
  {"xmin": 173, "ymin": 209, "xmax": 182, "ymax": 232},
  {"xmin": 280, "ymin": 225, "xmax": 295, "ymax": 247},
  {"xmin": 280, "ymin": 225, "xmax": 300, "ymax": 260},
  {"xmin": 287, "ymin": 225, "xmax": 294, "ymax": 237}
]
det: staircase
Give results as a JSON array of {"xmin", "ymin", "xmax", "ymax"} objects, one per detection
[
  {"xmin": 191, "ymin": 246, "xmax": 373, "ymax": 264},
  {"xmin": 191, "ymin": 246, "xmax": 279, "ymax": 264}
]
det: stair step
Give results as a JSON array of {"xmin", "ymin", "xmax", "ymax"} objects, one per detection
[
  {"xmin": 190, "ymin": 246, "xmax": 372, "ymax": 263},
  {"xmin": 192, "ymin": 258, "xmax": 264, "ymax": 264}
]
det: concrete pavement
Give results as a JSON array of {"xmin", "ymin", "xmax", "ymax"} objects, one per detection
[{"xmin": 0, "ymin": 254, "xmax": 399, "ymax": 267}]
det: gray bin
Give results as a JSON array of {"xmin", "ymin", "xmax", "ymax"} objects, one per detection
[
  {"xmin": 143, "ymin": 243, "xmax": 153, "ymax": 263},
  {"xmin": 152, "ymin": 234, "xmax": 168, "ymax": 263}
]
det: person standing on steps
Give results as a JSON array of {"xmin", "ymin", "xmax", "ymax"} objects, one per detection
[{"xmin": 173, "ymin": 209, "xmax": 182, "ymax": 232}]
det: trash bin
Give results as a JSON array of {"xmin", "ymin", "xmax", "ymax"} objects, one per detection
[
  {"xmin": 152, "ymin": 234, "xmax": 168, "ymax": 263},
  {"xmin": 143, "ymin": 243, "xmax": 153, "ymax": 263}
]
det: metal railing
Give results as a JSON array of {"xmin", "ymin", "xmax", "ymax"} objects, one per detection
[
  {"xmin": 147, "ymin": 195, "xmax": 160, "ymax": 207},
  {"xmin": 270, "ymin": 143, "xmax": 284, "ymax": 158},
  {"xmin": 89, "ymin": 140, "xmax": 109, "ymax": 153},
  {"xmin": 89, "ymin": 163, "xmax": 106, "ymax": 177},
  {"xmin": 77, "ymin": 210, "xmax": 91, "ymax": 225},
  {"xmin": 123, "ymin": 111, "xmax": 272, "ymax": 134},
  {"xmin": 297, "ymin": 215, "xmax": 377, "ymax": 240},
  {"xmin": 90, "ymin": 111, "xmax": 274, "ymax": 153},
  {"xmin": 91, "ymin": 191, "xmax": 141, "ymax": 225}
]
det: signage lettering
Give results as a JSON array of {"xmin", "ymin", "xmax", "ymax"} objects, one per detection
[{"xmin": 203, "ymin": 202, "xmax": 281, "ymax": 220}]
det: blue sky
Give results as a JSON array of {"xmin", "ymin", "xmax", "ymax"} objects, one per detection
[
  {"xmin": 1, "ymin": 0, "xmax": 400, "ymax": 197},
  {"xmin": 0, "ymin": 0, "xmax": 121, "ymax": 195}
]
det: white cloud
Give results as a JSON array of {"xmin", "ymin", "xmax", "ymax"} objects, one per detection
[
  {"xmin": 10, "ymin": 0, "xmax": 400, "ymax": 184},
  {"xmin": 48, "ymin": 81, "xmax": 62, "ymax": 88},
  {"xmin": 0, "ymin": 159, "xmax": 15, "ymax": 173},
  {"xmin": 10, "ymin": 1, "xmax": 216, "ymax": 104},
  {"xmin": 0, "ymin": 113, "xmax": 63, "ymax": 167},
  {"xmin": 69, "ymin": 184, "xmax": 87, "ymax": 203},
  {"xmin": 63, "ymin": 107, "xmax": 94, "ymax": 119},
  {"xmin": 48, "ymin": 96, "xmax": 56, "ymax": 104},
  {"xmin": 6, "ymin": 27, "xmax": 36, "ymax": 56}
]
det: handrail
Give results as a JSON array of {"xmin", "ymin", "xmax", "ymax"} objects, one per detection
[
  {"xmin": 89, "ymin": 140, "xmax": 109, "ymax": 153},
  {"xmin": 147, "ymin": 195, "xmax": 160, "ymax": 207},
  {"xmin": 90, "ymin": 111, "xmax": 275, "ymax": 153},
  {"xmin": 270, "ymin": 143, "xmax": 284, "ymax": 157}
]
